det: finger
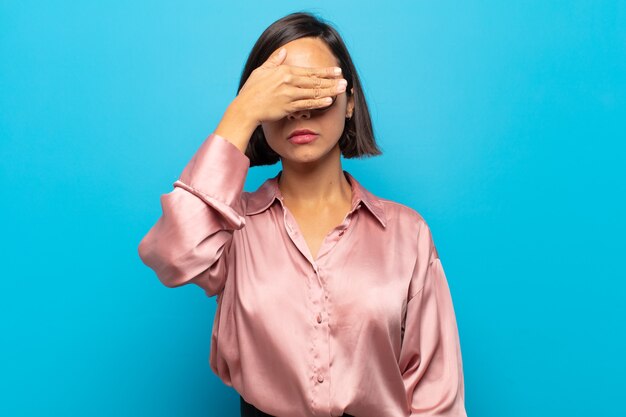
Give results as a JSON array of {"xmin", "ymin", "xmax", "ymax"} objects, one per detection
[
  {"xmin": 290, "ymin": 75, "xmax": 345, "ymax": 89},
  {"xmin": 290, "ymin": 84, "xmax": 344, "ymax": 101},
  {"xmin": 263, "ymin": 47, "xmax": 287, "ymax": 68},
  {"xmin": 289, "ymin": 65, "xmax": 342, "ymax": 78},
  {"xmin": 290, "ymin": 96, "xmax": 335, "ymax": 112}
]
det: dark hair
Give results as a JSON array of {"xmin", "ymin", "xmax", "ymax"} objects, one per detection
[{"xmin": 238, "ymin": 11, "xmax": 383, "ymax": 167}]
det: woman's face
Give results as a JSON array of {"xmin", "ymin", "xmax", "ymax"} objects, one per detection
[{"xmin": 261, "ymin": 37, "xmax": 354, "ymax": 166}]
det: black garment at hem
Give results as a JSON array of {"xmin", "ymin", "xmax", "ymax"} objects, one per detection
[{"xmin": 240, "ymin": 395, "xmax": 355, "ymax": 417}]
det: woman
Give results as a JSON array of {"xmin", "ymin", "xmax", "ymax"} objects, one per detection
[{"xmin": 138, "ymin": 11, "xmax": 467, "ymax": 417}]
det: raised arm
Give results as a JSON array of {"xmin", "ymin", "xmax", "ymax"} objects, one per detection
[
  {"xmin": 137, "ymin": 126, "xmax": 252, "ymax": 297},
  {"xmin": 138, "ymin": 46, "xmax": 347, "ymax": 297}
]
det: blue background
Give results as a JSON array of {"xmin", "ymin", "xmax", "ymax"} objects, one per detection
[{"xmin": 2, "ymin": 1, "xmax": 625, "ymax": 416}]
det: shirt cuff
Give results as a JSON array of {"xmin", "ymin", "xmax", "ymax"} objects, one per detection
[{"xmin": 173, "ymin": 132, "xmax": 251, "ymax": 229}]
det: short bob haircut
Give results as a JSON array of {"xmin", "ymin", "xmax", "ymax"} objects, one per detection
[{"xmin": 239, "ymin": 11, "xmax": 383, "ymax": 167}]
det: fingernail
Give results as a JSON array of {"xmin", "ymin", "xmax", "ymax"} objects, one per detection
[{"xmin": 333, "ymin": 67, "xmax": 342, "ymax": 75}]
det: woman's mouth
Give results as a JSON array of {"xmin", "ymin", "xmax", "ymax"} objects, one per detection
[{"xmin": 287, "ymin": 133, "xmax": 319, "ymax": 144}]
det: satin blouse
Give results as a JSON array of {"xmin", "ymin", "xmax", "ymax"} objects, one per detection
[{"xmin": 138, "ymin": 132, "xmax": 467, "ymax": 417}]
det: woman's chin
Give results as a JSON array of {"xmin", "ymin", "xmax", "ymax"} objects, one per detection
[
  {"xmin": 274, "ymin": 140, "xmax": 340, "ymax": 166},
  {"xmin": 282, "ymin": 154, "xmax": 322, "ymax": 166}
]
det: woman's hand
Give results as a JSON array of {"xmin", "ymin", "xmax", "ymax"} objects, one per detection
[
  {"xmin": 235, "ymin": 47, "xmax": 347, "ymax": 125},
  {"xmin": 214, "ymin": 47, "xmax": 346, "ymax": 153}
]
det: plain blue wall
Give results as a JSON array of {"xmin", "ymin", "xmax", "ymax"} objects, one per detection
[{"xmin": 1, "ymin": 1, "xmax": 624, "ymax": 416}]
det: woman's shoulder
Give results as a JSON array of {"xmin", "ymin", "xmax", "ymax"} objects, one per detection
[
  {"xmin": 377, "ymin": 197, "xmax": 439, "ymax": 258},
  {"xmin": 377, "ymin": 196, "xmax": 430, "ymax": 227},
  {"xmin": 370, "ymin": 197, "xmax": 430, "ymax": 239},
  {"xmin": 345, "ymin": 171, "xmax": 431, "ymax": 231}
]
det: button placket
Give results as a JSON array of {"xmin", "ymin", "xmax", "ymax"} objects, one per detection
[
  {"xmin": 311, "ymin": 262, "xmax": 330, "ymax": 409},
  {"xmin": 278, "ymin": 199, "xmax": 332, "ymax": 411},
  {"xmin": 308, "ymin": 264, "xmax": 324, "ymax": 406}
]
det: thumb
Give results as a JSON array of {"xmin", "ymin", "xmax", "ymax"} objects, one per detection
[{"xmin": 263, "ymin": 47, "xmax": 287, "ymax": 68}]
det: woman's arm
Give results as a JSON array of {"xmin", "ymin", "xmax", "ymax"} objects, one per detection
[
  {"xmin": 137, "ymin": 47, "xmax": 346, "ymax": 297},
  {"xmin": 398, "ymin": 221, "xmax": 468, "ymax": 416},
  {"xmin": 137, "ymin": 101, "xmax": 256, "ymax": 297}
]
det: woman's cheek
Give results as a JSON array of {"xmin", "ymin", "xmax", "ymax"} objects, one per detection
[{"xmin": 260, "ymin": 124, "xmax": 282, "ymax": 149}]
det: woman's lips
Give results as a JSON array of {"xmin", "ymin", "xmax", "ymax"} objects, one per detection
[{"xmin": 287, "ymin": 133, "xmax": 319, "ymax": 144}]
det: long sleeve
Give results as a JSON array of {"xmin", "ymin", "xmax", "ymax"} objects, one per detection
[
  {"xmin": 137, "ymin": 132, "xmax": 250, "ymax": 297},
  {"xmin": 398, "ymin": 222, "xmax": 467, "ymax": 416}
]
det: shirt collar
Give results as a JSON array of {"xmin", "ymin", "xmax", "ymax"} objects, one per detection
[{"xmin": 245, "ymin": 170, "xmax": 387, "ymax": 228}]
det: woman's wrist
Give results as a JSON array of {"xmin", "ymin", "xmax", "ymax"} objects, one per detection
[{"xmin": 214, "ymin": 97, "xmax": 259, "ymax": 154}]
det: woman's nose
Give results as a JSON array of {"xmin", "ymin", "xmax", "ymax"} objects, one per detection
[{"xmin": 287, "ymin": 109, "xmax": 311, "ymax": 120}]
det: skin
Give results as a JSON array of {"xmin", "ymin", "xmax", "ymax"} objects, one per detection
[
  {"xmin": 261, "ymin": 37, "xmax": 356, "ymax": 260},
  {"xmin": 214, "ymin": 36, "xmax": 356, "ymax": 259}
]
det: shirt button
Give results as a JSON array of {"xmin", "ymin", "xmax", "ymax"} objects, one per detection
[
  {"xmin": 317, "ymin": 374, "xmax": 324, "ymax": 383},
  {"xmin": 316, "ymin": 313, "xmax": 323, "ymax": 323}
]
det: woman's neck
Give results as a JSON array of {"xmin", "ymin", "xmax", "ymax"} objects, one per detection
[{"xmin": 277, "ymin": 152, "xmax": 352, "ymax": 208}]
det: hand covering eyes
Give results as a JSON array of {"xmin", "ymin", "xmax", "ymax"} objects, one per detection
[{"xmin": 313, "ymin": 95, "xmax": 337, "ymax": 114}]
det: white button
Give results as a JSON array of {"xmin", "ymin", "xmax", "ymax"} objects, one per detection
[{"xmin": 317, "ymin": 374, "xmax": 324, "ymax": 383}]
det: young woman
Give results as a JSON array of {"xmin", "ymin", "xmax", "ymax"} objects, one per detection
[{"xmin": 138, "ymin": 11, "xmax": 467, "ymax": 417}]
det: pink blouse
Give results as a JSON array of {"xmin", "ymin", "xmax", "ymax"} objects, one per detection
[{"xmin": 138, "ymin": 132, "xmax": 467, "ymax": 417}]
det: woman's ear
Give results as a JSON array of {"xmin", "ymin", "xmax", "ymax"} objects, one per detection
[{"xmin": 346, "ymin": 88, "xmax": 355, "ymax": 118}]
